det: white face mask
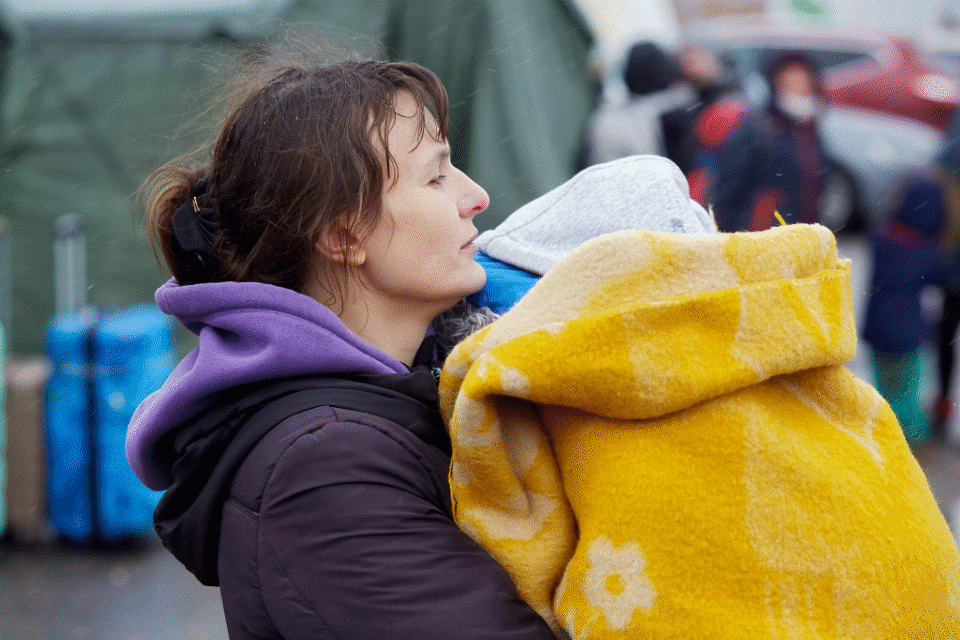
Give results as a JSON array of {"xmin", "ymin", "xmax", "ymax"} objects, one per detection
[{"xmin": 777, "ymin": 93, "xmax": 820, "ymax": 121}]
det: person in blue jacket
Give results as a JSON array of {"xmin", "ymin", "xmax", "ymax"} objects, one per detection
[
  {"xmin": 707, "ymin": 51, "xmax": 827, "ymax": 232},
  {"xmin": 125, "ymin": 51, "xmax": 557, "ymax": 639},
  {"xmin": 863, "ymin": 176, "xmax": 950, "ymax": 444}
]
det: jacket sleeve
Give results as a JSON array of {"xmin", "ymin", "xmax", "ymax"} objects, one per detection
[
  {"xmin": 929, "ymin": 245, "xmax": 952, "ymax": 287},
  {"xmin": 256, "ymin": 418, "xmax": 557, "ymax": 640},
  {"xmin": 709, "ymin": 118, "xmax": 760, "ymax": 232}
]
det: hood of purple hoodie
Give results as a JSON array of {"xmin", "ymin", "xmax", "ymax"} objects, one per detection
[{"xmin": 126, "ymin": 279, "xmax": 410, "ymax": 491}]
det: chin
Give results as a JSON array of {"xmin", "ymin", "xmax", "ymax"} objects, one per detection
[
  {"xmin": 463, "ymin": 268, "xmax": 488, "ymax": 298},
  {"xmin": 433, "ymin": 262, "xmax": 487, "ymax": 308}
]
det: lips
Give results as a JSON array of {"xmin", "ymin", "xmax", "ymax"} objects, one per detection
[{"xmin": 462, "ymin": 232, "xmax": 479, "ymax": 249}]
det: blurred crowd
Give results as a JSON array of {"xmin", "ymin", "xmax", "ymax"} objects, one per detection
[
  {"xmin": 575, "ymin": 39, "xmax": 960, "ymax": 446},
  {"xmin": 578, "ymin": 39, "xmax": 827, "ymax": 231}
]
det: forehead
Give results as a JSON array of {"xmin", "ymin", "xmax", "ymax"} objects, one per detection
[
  {"xmin": 775, "ymin": 63, "xmax": 815, "ymax": 89},
  {"xmin": 387, "ymin": 92, "xmax": 444, "ymax": 159},
  {"xmin": 776, "ymin": 62, "xmax": 814, "ymax": 80}
]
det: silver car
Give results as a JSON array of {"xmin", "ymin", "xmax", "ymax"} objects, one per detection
[{"xmin": 817, "ymin": 107, "xmax": 946, "ymax": 230}]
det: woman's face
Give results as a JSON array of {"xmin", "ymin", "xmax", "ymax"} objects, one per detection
[
  {"xmin": 356, "ymin": 92, "xmax": 489, "ymax": 317},
  {"xmin": 774, "ymin": 62, "xmax": 816, "ymax": 98},
  {"xmin": 774, "ymin": 61, "xmax": 820, "ymax": 121}
]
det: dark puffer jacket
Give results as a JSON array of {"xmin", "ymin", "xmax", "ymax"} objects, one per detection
[
  {"xmin": 126, "ymin": 279, "xmax": 554, "ymax": 639},
  {"xmin": 157, "ymin": 369, "xmax": 555, "ymax": 639}
]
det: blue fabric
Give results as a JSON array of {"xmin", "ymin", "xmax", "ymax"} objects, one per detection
[
  {"xmin": 894, "ymin": 178, "xmax": 945, "ymax": 235},
  {"xmin": 862, "ymin": 178, "xmax": 950, "ymax": 352},
  {"xmin": 468, "ymin": 253, "xmax": 540, "ymax": 314},
  {"xmin": 870, "ymin": 348, "xmax": 929, "ymax": 444}
]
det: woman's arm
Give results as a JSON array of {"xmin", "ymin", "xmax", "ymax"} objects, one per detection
[{"xmin": 256, "ymin": 419, "xmax": 556, "ymax": 640}]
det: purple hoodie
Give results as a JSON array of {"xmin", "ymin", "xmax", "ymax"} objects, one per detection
[{"xmin": 125, "ymin": 279, "xmax": 410, "ymax": 491}]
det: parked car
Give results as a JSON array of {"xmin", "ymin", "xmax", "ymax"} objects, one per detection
[
  {"xmin": 685, "ymin": 21, "xmax": 958, "ymax": 230},
  {"xmin": 694, "ymin": 21, "xmax": 960, "ymax": 131},
  {"xmin": 817, "ymin": 107, "xmax": 946, "ymax": 230},
  {"xmin": 921, "ymin": 31, "xmax": 960, "ymax": 85}
]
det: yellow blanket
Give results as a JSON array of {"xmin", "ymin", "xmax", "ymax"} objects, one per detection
[{"xmin": 439, "ymin": 224, "xmax": 960, "ymax": 638}]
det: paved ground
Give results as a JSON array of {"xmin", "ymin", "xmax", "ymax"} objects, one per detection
[
  {"xmin": 0, "ymin": 539, "xmax": 227, "ymax": 640},
  {"xmin": 1, "ymin": 233, "xmax": 959, "ymax": 640}
]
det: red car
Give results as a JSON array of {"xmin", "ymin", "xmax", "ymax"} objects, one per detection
[
  {"xmin": 691, "ymin": 22, "xmax": 960, "ymax": 131},
  {"xmin": 825, "ymin": 36, "xmax": 959, "ymax": 131}
]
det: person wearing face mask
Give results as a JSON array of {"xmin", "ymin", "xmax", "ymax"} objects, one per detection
[{"xmin": 706, "ymin": 51, "xmax": 826, "ymax": 232}]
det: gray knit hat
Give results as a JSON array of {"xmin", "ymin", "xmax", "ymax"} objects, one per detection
[{"xmin": 476, "ymin": 155, "xmax": 716, "ymax": 276}]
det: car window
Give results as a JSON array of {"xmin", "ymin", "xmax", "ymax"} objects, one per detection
[
  {"xmin": 733, "ymin": 46, "xmax": 875, "ymax": 73},
  {"xmin": 813, "ymin": 50, "xmax": 872, "ymax": 68}
]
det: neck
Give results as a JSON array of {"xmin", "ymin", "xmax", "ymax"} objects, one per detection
[
  {"xmin": 306, "ymin": 271, "xmax": 451, "ymax": 367},
  {"xmin": 338, "ymin": 302, "xmax": 431, "ymax": 368},
  {"xmin": 326, "ymin": 281, "xmax": 447, "ymax": 367}
]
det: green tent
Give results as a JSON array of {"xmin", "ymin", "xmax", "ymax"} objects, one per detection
[{"xmin": 0, "ymin": 0, "xmax": 593, "ymax": 354}]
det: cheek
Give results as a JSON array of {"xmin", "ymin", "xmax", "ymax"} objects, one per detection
[{"xmin": 395, "ymin": 212, "xmax": 456, "ymax": 250}]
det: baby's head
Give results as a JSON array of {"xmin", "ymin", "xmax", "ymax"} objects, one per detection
[
  {"xmin": 474, "ymin": 154, "xmax": 715, "ymax": 277},
  {"xmin": 434, "ymin": 155, "xmax": 715, "ymax": 351}
]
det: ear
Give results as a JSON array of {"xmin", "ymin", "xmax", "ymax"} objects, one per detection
[{"xmin": 315, "ymin": 222, "xmax": 366, "ymax": 266}]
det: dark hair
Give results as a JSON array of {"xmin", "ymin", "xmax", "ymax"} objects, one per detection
[
  {"xmin": 763, "ymin": 50, "xmax": 823, "ymax": 101},
  {"xmin": 622, "ymin": 41, "xmax": 680, "ymax": 96},
  {"xmin": 144, "ymin": 48, "xmax": 449, "ymax": 298}
]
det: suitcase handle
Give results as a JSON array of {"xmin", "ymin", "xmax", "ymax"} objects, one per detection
[{"xmin": 54, "ymin": 213, "xmax": 87, "ymax": 316}]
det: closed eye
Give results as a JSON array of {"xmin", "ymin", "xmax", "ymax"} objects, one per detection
[{"xmin": 429, "ymin": 174, "xmax": 447, "ymax": 186}]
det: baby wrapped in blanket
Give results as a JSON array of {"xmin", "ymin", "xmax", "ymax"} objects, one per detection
[{"xmin": 438, "ymin": 156, "xmax": 960, "ymax": 638}]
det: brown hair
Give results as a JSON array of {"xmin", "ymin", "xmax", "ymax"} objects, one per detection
[{"xmin": 144, "ymin": 47, "xmax": 449, "ymax": 298}]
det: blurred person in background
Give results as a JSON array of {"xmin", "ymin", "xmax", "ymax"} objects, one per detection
[
  {"xmin": 863, "ymin": 176, "xmax": 950, "ymax": 445},
  {"xmin": 705, "ymin": 51, "xmax": 827, "ymax": 232},
  {"xmin": 125, "ymin": 44, "xmax": 556, "ymax": 639},
  {"xmin": 932, "ymin": 107, "xmax": 960, "ymax": 435},
  {"xmin": 582, "ymin": 41, "xmax": 695, "ymax": 166},
  {"xmin": 660, "ymin": 42, "xmax": 731, "ymax": 177}
]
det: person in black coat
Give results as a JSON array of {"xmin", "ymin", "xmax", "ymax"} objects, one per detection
[
  {"xmin": 707, "ymin": 51, "xmax": 828, "ymax": 232},
  {"xmin": 126, "ymin": 45, "xmax": 556, "ymax": 639}
]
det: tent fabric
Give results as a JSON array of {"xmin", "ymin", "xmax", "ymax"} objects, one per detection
[{"xmin": 0, "ymin": 0, "xmax": 594, "ymax": 354}]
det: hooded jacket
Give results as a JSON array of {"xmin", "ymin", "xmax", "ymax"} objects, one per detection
[
  {"xmin": 439, "ymin": 224, "xmax": 960, "ymax": 637},
  {"xmin": 863, "ymin": 175, "xmax": 950, "ymax": 353},
  {"xmin": 473, "ymin": 155, "xmax": 714, "ymax": 276},
  {"xmin": 125, "ymin": 280, "xmax": 554, "ymax": 639}
]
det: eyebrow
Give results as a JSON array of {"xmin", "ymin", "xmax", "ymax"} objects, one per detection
[
  {"xmin": 431, "ymin": 147, "xmax": 451, "ymax": 166},
  {"xmin": 420, "ymin": 146, "xmax": 451, "ymax": 179}
]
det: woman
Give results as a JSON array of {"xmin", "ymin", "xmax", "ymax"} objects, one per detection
[
  {"xmin": 706, "ymin": 51, "xmax": 826, "ymax": 232},
  {"xmin": 125, "ymin": 51, "xmax": 555, "ymax": 639}
]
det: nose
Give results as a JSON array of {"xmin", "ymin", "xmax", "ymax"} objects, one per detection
[{"xmin": 459, "ymin": 179, "xmax": 489, "ymax": 219}]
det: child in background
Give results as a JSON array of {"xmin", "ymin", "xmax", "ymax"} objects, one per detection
[{"xmin": 863, "ymin": 175, "xmax": 950, "ymax": 444}]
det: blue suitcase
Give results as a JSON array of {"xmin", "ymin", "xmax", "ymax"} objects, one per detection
[
  {"xmin": 45, "ymin": 305, "xmax": 173, "ymax": 543},
  {"xmin": 44, "ymin": 214, "xmax": 173, "ymax": 543}
]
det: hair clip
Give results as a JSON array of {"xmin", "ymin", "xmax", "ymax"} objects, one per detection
[{"xmin": 172, "ymin": 175, "xmax": 222, "ymax": 259}]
